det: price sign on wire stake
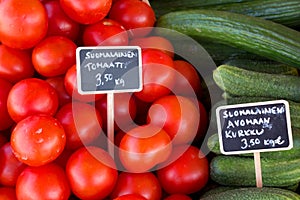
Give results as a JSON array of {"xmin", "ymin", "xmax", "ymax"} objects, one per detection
[
  {"xmin": 216, "ymin": 100, "xmax": 293, "ymax": 188},
  {"xmin": 76, "ymin": 46, "xmax": 143, "ymax": 157}
]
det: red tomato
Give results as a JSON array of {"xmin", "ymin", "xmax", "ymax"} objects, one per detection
[
  {"xmin": 46, "ymin": 76, "xmax": 72, "ymax": 106},
  {"xmin": 0, "ymin": 0, "xmax": 48, "ymax": 49},
  {"xmin": 60, "ymin": 0, "xmax": 112, "ymax": 24},
  {"xmin": 0, "ymin": 45, "xmax": 34, "ymax": 83},
  {"xmin": 173, "ymin": 60, "xmax": 202, "ymax": 98},
  {"xmin": 0, "ymin": 79, "xmax": 13, "ymax": 130},
  {"xmin": 32, "ymin": 36, "xmax": 77, "ymax": 77},
  {"xmin": 134, "ymin": 49, "xmax": 175, "ymax": 102},
  {"xmin": 119, "ymin": 124, "xmax": 172, "ymax": 173},
  {"xmin": 113, "ymin": 194, "xmax": 147, "ymax": 200},
  {"xmin": 163, "ymin": 194, "xmax": 192, "ymax": 200},
  {"xmin": 147, "ymin": 95, "xmax": 199, "ymax": 145},
  {"xmin": 109, "ymin": 0, "xmax": 156, "ymax": 37},
  {"xmin": 16, "ymin": 163, "xmax": 71, "ymax": 200},
  {"xmin": 110, "ymin": 172, "xmax": 162, "ymax": 200},
  {"xmin": 195, "ymin": 100, "xmax": 209, "ymax": 141},
  {"xmin": 157, "ymin": 145, "xmax": 209, "ymax": 195},
  {"xmin": 66, "ymin": 146, "xmax": 118, "ymax": 200},
  {"xmin": 0, "ymin": 142, "xmax": 27, "ymax": 187},
  {"xmin": 7, "ymin": 78, "xmax": 59, "ymax": 122},
  {"xmin": 0, "ymin": 187, "xmax": 17, "ymax": 200},
  {"xmin": 64, "ymin": 64, "xmax": 105, "ymax": 102},
  {"xmin": 95, "ymin": 93, "xmax": 137, "ymax": 131},
  {"xmin": 129, "ymin": 36, "xmax": 174, "ymax": 58},
  {"xmin": 44, "ymin": 0, "xmax": 80, "ymax": 41},
  {"xmin": 83, "ymin": 18, "xmax": 128, "ymax": 46},
  {"xmin": 0, "ymin": 134, "xmax": 8, "ymax": 148},
  {"xmin": 11, "ymin": 114, "xmax": 66, "ymax": 166},
  {"xmin": 55, "ymin": 102, "xmax": 103, "ymax": 150}
]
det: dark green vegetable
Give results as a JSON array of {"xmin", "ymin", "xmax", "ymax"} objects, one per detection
[{"xmin": 156, "ymin": 10, "xmax": 300, "ymax": 68}]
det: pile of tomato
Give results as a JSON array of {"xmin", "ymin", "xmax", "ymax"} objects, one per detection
[{"xmin": 0, "ymin": 0, "xmax": 210, "ymax": 199}]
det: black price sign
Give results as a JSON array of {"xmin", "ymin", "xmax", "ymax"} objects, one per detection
[
  {"xmin": 216, "ymin": 100, "xmax": 293, "ymax": 155},
  {"xmin": 76, "ymin": 46, "xmax": 142, "ymax": 94}
]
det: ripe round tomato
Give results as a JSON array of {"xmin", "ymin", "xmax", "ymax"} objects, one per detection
[
  {"xmin": 0, "ymin": 0, "xmax": 48, "ymax": 49},
  {"xmin": 60, "ymin": 0, "xmax": 112, "ymax": 24},
  {"xmin": 0, "ymin": 142, "xmax": 27, "ymax": 187},
  {"xmin": 16, "ymin": 163, "xmax": 71, "ymax": 200},
  {"xmin": 83, "ymin": 18, "xmax": 128, "ymax": 46},
  {"xmin": 32, "ymin": 36, "xmax": 77, "ymax": 77},
  {"xmin": 7, "ymin": 78, "xmax": 59, "ymax": 122},
  {"xmin": 173, "ymin": 60, "xmax": 202, "ymax": 98},
  {"xmin": 55, "ymin": 102, "xmax": 103, "ymax": 150},
  {"xmin": 113, "ymin": 194, "xmax": 147, "ymax": 200},
  {"xmin": 119, "ymin": 124, "xmax": 172, "ymax": 173},
  {"xmin": 157, "ymin": 145, "xmax": 209, "ymax": 195},
  {"xmin": 44, "ymin": 0, "xmax": 80, "ymax": 41},
  {"xmin": 0, "ymin": 187, "xmax": 17, "ymax": 200},
  {"xmin": 95, "ymin": 93, "xmax": 137, "ymax": 131},
  {"xmin": 147, "ymin": 95, "xmax": 199, "ymax": 145},
  {"xmin": 109, "ymin": 0, "xmax": 156, "ymax": 37},
  {"xmin": 0, "ymin": 79, "xmax": 13, "ymax": 131},
  {"xmin": 64, "ymin": 64, "xmax": 105, "ymax": 102},
  {"xmin": 66, "ymin": 146, "xmax": 118, "ymax": 200},
  {"xmin": 110, "ymin": 172, "xmax": 162, "ymax": 200},
  {"xmin": 129, "ymin": 36, "xmax": 174, "ymax": 58},
  {"xmin": 134, "ymin": 49, "xmax": 176, "ymax": 102},
  {"xmin": 46, "ymin": 76, "xmax": 72, "ymax": 106},
  {"xmin": 0, "ymin": 45, "xmax": 34, "ymax": 83},
  {"xmin": 11, "ymin": 114, "xmax": 66, "ymax": 166}
]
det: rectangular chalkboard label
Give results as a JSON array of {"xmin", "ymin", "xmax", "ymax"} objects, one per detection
[
  {"xmin": 216, "ymin": 100, "xmax": 293, "ymax": 155},
  {"xmin": 76, "ymin": 46, "xmax": 142, "ymax": 94}
]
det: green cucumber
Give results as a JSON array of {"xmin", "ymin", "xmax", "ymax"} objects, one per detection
[
  {"xmin": 212, "ymin": 65, "xmax": 300, "ymax": 102},
  {"xmin": 151, "ymin": 0, "xmax": 251, "ymax": 18},
  {"xmin": 204, "ymin": 0, "xmax": 300, "ymax": 27},
  {"xmin": 210, "ymin": 155, "xmax": 300, "ymax": 187},
  {"xmin": 207, "ymin": 127, "xmax": 300, "ymax": 158},
  {"xmin": 156, "ymin": 10, "xmax": 300, "ymax": 68},
  {"xmin": 201, "ymin": 187, "xmax": 300, "ymax": 200},
  {"xmin": 224, "ymin": 59, "xmax": 299, "ymax": 75}
]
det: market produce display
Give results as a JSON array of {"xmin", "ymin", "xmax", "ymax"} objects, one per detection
[{"xmin": 0, "ymin": 0, "xmax": 300, "ymax": 199}]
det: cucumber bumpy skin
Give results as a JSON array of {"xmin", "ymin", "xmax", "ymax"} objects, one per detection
[
  {"xmin": 212, "ymin": 65, "xmax": 300, "ymax": 103},
  {"xmin": 156, "ymin": 10, "xmax": 300, "ymax": 68}
]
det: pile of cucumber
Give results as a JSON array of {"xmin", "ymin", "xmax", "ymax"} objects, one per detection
[{"xmin": 154, "ymin": 0, "xmax": 300, "ymax": 199}]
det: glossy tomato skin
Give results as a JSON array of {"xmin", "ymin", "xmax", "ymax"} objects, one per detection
[
  {"xmin": 66, "ymin": 146, "xmax": 118, "ymax": 200},
  {"xmin": 64, "ymin": 64, "xmax": 105, "ymax": 102},
  {"xmin": 147, "ymin": 95, "xmax": 199, "ymax": 145},
  {"xmin": 44, "ymin": 0, "xmax": 80, "ymax": 41},
  {"xmin": 7, "ymin": 78, "xmax": 59, "ymax": 122},
  {"xmin": 0, "ymin": 142, "xmax": 27, "ymax": 187},
  {"xmin": 173, "ymin": 60, "xmax": 202, "ymax": 98},
  {"xmin": 110, "ymin": 172, "xmax": 162, "ymax": 200},
  {"xmin": 134, "ymin": 49, "xmax": 175, "ymax": 102},
  {"xmin": 113, "ymin": 194, "xmax": 147, "ymax": 200},
  {"xmin": 32, "ymin": 36, "xmax": 77, "ymax": 77},
  {"xmin": 109, "ymin": 0, "xmax": 156, "ymax": 37},
  {"xmin": 83, "ymin": 18, "xmax": 128, "ymax": 46},
  {"xmin": 0, "ymin": 0, "xmax": 48, "ymax": 49},
  {"xmin": 157, "ymin": 145, "xmax": 209, "ymax": 195},
  {"xmin": 0, "ymin": 79, "xmax": 14, "ymax": 131},
  {"xmin": 11, "ymin": 114, "xmax": 66, "ymax": 166},
  {"xmin": 55, "ymin": 102, "xmax": 103, "ymax": 150},
  {"xmin": 0, "ymin": 187, "xmax": 17, "ymax": 200},
  {"xmin": 0, "ymin": 45, "xmax": 34, "ymax": 83},
  {"xmin": 46, "ymin": 76, "xmax": 72, "ymax": 106},
  {"xmin": 129, "ymin": 36, "xmax": 174, "ymax": 58},
  {"xmin": 60, "ymin": 0, "xmax": 112, "ymax": 24},
  {"xmin": 95, "ymin": 93, "xmax": 137, "ymax": 131},
  {"xmin": 16, "ymin": 163, "xmax": 71, "ymax": 200},
  {"xmin": 119, "ymin": 124, "xmax": 172, "ymax": 173}
]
